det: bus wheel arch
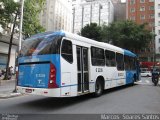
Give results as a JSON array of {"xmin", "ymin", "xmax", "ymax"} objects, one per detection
[{"xmin": 94, "ymin": 76, "xmax": 105, "ymax": 97}]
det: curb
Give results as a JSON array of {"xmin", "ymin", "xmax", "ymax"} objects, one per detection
[
  {"xmin": 0, "ymin": 92, "xmax": 22, "ymax": 99},
  {"xmin": 0, "ymin": 79, "xmax": 15, "ymax": 82}
]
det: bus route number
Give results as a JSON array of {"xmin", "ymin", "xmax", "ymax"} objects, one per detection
[{"xmin": 96, "ymin": 68, "xmax": 103, "ymax": 72}]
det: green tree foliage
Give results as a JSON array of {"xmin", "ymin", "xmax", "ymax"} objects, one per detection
[
  {"xmin": 0, "ymin": 0, "xmax": 45, "ymax": 38},
  {"xmin": 106, "ymin": 21, "xmax": 152, "ymax": 53},
  {"xmin": 81, "ymin": 21, "xmax": 152, "ymax": 53},
  {"xmin": 81, "ymin": 23, "xmax": 102, "ymax": 41},
  {"xmin": 23, "ymin": 0, "xmax": 45, "ymax": 38},
  {"xmin": 0, "ymin": 0, "xmax": 19, "ymax": 31}
]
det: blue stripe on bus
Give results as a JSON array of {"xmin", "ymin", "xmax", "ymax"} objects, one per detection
[
  {"xmin": 124, "ymin": 49, "xmax": 136, "ymax": 57},
  {"xmin": 105, "ymin": 78, "xmax": 125, "ymax": 81},
  {"xmin": 60, "ymin": 78, "xmax": 128, "ymax": 88}
]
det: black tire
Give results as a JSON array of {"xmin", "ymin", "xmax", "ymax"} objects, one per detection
[
  {"xmin": 153, "ymin": 79, "xmax": 158, "ymax": 86},
  {"xmin": 94, "ymin": 80, "xmax": 103, "ymax": 97},
  {"xmin": 131, "ymin": 75, "xmax": 136, "ymax": 86}
]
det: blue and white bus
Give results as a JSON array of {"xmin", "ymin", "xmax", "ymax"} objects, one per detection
[{"xmin": 17, "ymin": 31, "xmax": 140, "ymax": 97}]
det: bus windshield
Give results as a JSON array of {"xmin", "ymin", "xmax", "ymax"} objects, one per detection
[{"xmin": 20, "ymin": 35, "xmax": 62, "ymax": 57}]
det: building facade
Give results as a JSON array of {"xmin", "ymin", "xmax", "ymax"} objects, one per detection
[
  {"xmin": 126, "ymin": 0, "xmax": 155, "ymax": 62},
  {"xmin": 72, "ymin": 0, "xmax": 114, "ymax": 33},
  {"xmin": 155, "ymin": 0, "xmax": 160, "ymax": 61},
  {"xmin": 112, "ymin": 0, "xmax": 126, "ymax": 21},
  {"xmin": 39, "ymin": 0, "xmax": 72, "ymax": 32},
  {"xmin": 0, "ymin": 0, "xmax": 19, "ymax": 71},
  {"xmin": 0, "ymin": 35, "xmax": 18, "ymax": 70}
]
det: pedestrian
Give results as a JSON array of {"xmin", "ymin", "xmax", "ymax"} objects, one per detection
[{"xmin": 10, "ymin": 66, "xmax": 14, "ymax": 75}]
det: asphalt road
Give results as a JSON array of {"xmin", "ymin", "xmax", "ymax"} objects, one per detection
[{"xmin": 0, "ymin": 77, "xmax": 160, "ymax": 115}]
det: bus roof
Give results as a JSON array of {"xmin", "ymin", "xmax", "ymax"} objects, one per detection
[{"xmin": 28, "ymin": 30, "xmax": 136, "ymax": 57}]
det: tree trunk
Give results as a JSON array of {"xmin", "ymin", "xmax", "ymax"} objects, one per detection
[{"xmin": 4, "ymin": 12, "xmax": 18, "ymax": 80}]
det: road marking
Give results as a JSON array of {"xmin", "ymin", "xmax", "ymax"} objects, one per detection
[
  {"xmin": 136, "ymin": 79, "xmax": 153, "ymax": 85},
  {"xmin": 137, "ymin": 80, "xmax": 142, "ymax": 83},
  {"xmin": 146, "ymin": 80, "xmax": 150, "ymax": 83}
]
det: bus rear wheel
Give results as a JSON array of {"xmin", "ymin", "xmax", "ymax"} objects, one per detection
[{"xmin": 94, "ymin": 80, "xmax": 103, "ymax": 97}]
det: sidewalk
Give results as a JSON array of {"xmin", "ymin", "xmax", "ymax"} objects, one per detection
[{"xmin": 0, "ymin": 76, "xmax": 22, "ymax": 99}]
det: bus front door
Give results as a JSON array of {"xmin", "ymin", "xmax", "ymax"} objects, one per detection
[{"xmin": 77, "ymin": 46, "xmax": 89, "ymax": 93}]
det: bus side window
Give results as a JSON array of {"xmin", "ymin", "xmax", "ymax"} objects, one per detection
[
  {"xmin": 91, "ymin": 47, "xmax": 105, "ymax": 66},
  {"xmin": 116, "ymin": 53, "xmax": 124, "ymax": 71},
  {"xmin": 105, "ymin": 50, "xmax": 116, "ymax": 67},
  {"xmin": 124, "ymin": 55, "xmax": 130, "ymax": 70},
  {"xmin": 61, "ymin": 39, "xmax": 73, "ymax": 63}
]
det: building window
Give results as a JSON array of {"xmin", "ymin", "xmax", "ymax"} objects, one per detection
[
  {"xmin": 0, "ymin": 53, "xmax": 7, "ymax": 69},
  {"xmin": 150, "ymin": 14, "xmax": 154, "ymax": 19},
  {"xmin": 130, "ymin": 16, "xmax": 135, "ymax": 20},
  {"xmin": 159, "ymin": 47, "xmax": 160, "ymax": 52},
  {"xmin": 140, "ymin": 15, "xmax": 145, "ymax": 20},
  {"xmin": 140, "ymin": 6, "xmax": 145, "ymax": 11},
  {"xmin": 149, "ymin": 0, "xmax": 154, "ymax": 2},
  {"xmin": 159, "ymin": 38, "xmax": 160, "ymax": 43},
  {"xmin": 140, "ymin": 0, "xmax": 145, "ymax": 3},
  {"xmin": 130, "ymin": 8, "xmax": 135, "ymax": 12},
  {"xmin": 159, "ymin": 13, "xmax": 160, "ymax": 17},
  {"xmin": 130, "ymin": 0, "xmax": 135, "ymax": 5},
  {"xmin": 159, "ymin": 30, "xmax": 160, "ymax": 35},
  {"xmin": 149, "ymin": 6, "xmax": 154, "ymax": 10},
  {"xmin": 158, "ymin": 4, "xmax": 160, "ymax": 9},
  {"xmin": 158, "ymin": 21, "xmax": 160, "ymax": 26}
]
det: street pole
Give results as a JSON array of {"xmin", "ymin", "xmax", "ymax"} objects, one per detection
[
  {"xmin": 81, "ymin": 6, "xmax": 84, "ymax": 30},
  {"xmin": 90, "ymin": 0, "xmax": 93, "ymax": 24},
  {"xmin": 152, "ymin": 27, "xmax": 156, "ymax": 70},
  {"xmin": 19, "ymin": 0, "xmax": 24, "ymax": 51},
  {"xmin": 99, "ymin": 4, "xmax": 102, "ymax": 26},
  {"xmin": 4, "ymin": 12, "xmax": 18, "ymax": 80},
  {"xmin": 108, "ymin": 1, "xmax": 110, "ymax": 25},
  {"xmin": 13, "ymin": 0, "xmax": 24, "ymax": 93},
  {"xmin": 72, "ymin": 7, "xmax": 75, "ymax": 33}
]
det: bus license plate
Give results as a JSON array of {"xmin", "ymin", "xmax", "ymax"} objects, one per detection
[{"xmin": 25, "ymin": 89, "xmax": 32, "ymax": 93}]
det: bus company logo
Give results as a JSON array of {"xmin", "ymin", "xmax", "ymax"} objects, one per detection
[
  {"xmin": 118, "ymin": 73, "xmax": 124, "ymax": 77},
  {"xmin": 38, "ymin": 79, "xmax": 42, "ymax": 84},
  {"xmin": 36, "ymin": 74, "xmax": 45, "ymax": 78},
  {"xmin": 96, "ymin": 68, "xmax": 103, "ymax": 72}
]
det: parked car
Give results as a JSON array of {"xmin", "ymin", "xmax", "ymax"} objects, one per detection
[
  {"xmin": 140, "ymin": 68, "xmax": 152, "ymax": 77},
  {"xmin": 141, "ymin": 71, "xmax": 152, "ymax": 77}
]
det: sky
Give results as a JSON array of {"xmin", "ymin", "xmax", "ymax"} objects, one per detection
[{"xmin": 121, "ymin": 0, "xmax": 126, "ymax": 2}]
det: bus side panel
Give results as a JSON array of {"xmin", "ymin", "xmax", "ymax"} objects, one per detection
[
  {"xmin": 60, "ymin": 44, "xmax": 77, "ymax": 97},
  {"xmin": 126, "ymin": 71, "xmax": 135, "ymax": 84},
  {"xmin": 105, "ymin": 67, "xmax": 117, "ymax": 89}
]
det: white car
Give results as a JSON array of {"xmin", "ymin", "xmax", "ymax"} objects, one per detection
[{"xmin": 141, "ymin": 71, "xmax": 152, "ymax": 77}]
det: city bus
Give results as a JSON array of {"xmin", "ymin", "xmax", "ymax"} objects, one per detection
[{"xmin": 16, "ymin": 31, "xmax": 140, "ymax": 97}]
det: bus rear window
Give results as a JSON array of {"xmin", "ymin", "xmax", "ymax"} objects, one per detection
[{"xmin": 20, "ymin": 35, "xmax": 62, "ymax": 57}]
